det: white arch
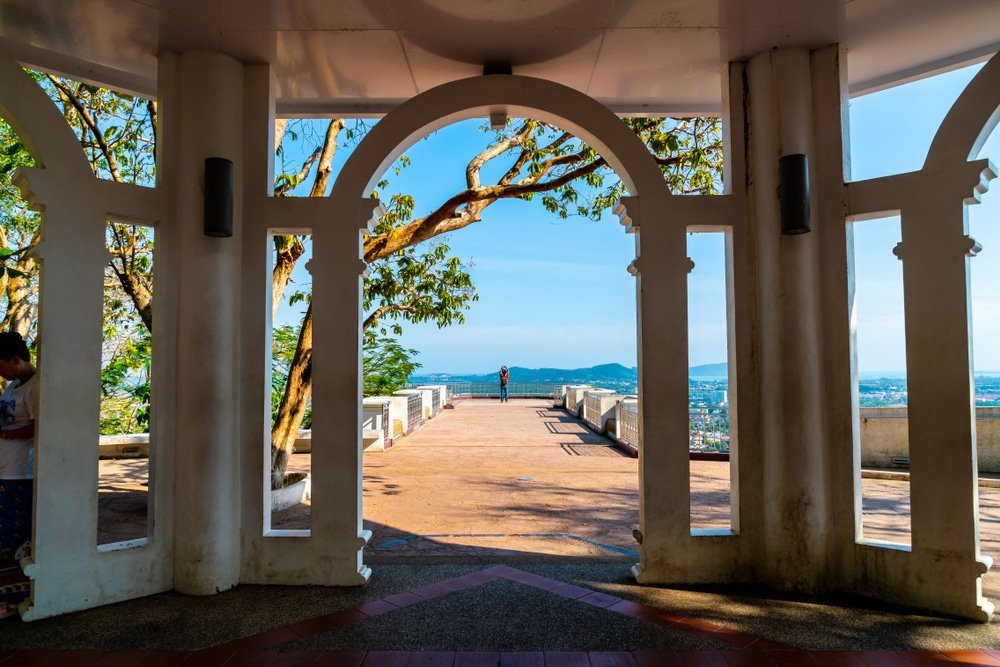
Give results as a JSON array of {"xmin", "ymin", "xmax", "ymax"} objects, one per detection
[
  {"xmin": 328, "ymin": 74, "xmax": 670, "ymax": 208},
  {"xmin": 311, "ymin": 73, "xmax": 686, "ymax": 587},
  {"xmin": 0, "ymin": 54, "xmax": 92, "ymax": 181},
  {"xmin": 926, "ymin": 51, "xmax": 1000, "ymax": 166}
]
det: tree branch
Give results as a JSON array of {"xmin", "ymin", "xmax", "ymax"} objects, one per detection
[
  {"xmin": 364, "ymin": 155, "xmax": 607, "ymax": 262},
  {"xmin": 309, "ymin": 118, "xmax": 344, "ymax": 197},
  {"xmin": 465, "ymin": 120, "xmax": 534, "ymax": 189},
  {"xmin": 274, "ymin": 147, "xmax": 321, "ymax": 197},
  {"xmin": 363, "ymin": 303, "xmax": 417, "ymax": 331},
  {"xmin": 46, "ymin": 75, "xmax": 125, "ymax": 183}
]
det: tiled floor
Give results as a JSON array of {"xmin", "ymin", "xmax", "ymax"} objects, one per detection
[{"xmin": 2, "ymin": 566, "xmax": 998, "ymax": 665}]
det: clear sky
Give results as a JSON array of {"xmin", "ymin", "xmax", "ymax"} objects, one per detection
[
  {"xmin": 848, "ymin": 63, "xmax": 999, "ymax": 374},
  {"xmin": 281, "ymin": 60, "xmax": 999, "ymax": 376}
]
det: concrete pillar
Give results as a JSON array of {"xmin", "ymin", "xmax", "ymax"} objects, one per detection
[
  {"xmin": 745, "ymin": 48, "xmax": 835, "ymax": 589},
  {"xmin": 310, "ymin": 195, "xmax": 373, "ymax": 582},
  {"xmin": 160, "ymin": 51, "xmax": 244, "ymax": 595},
  {"xmin": 628, "ymin": 193, "xmax": 695, "ymax": 569},
  {"xmin": 898, "ymin": 171, "xmax": 989, "ymax": 616}
]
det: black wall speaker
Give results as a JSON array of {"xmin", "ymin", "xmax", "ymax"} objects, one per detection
[
  {"xmin": 778, "ymin": 153, "xmax": 810, "ymax": 235},
  {"xmin": 204, "ymin": 157, "xmax": 233, "ymax": 238}
]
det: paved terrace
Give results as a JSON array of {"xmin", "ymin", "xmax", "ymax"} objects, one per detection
[{"xmin": 2, "ymin": 398, "xmax": 998, "ymax": 664}]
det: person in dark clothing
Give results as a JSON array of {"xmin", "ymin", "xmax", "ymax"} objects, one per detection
[{"xmin": 499, "ymin": 365, "xmax": 509, "ymax": 402}]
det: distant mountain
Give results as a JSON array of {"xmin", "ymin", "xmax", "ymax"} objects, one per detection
[
  {"xmin": 689, "ymin": 363, "xmax": 728, "ymax": 376},
  {"xmin": 412, "ymin": 362, "xmax": 731, "ymax": 384},
  {"xmin": 412, "ymin": 363, "xmax": 638, "ymax": 384}
]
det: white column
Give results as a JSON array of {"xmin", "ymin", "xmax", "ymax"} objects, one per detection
[
  {"xmin": 310, "ymin": 196, "xmax": 374, "ymax": 582},
  {"xmin": 626, "ymin": 193, "xmax": 695, "ymax": 576},
  {"xmin": 160, "ymin": 51, "xmax": 244, "ymax": 595},
  {"xmin": 897, "ymin": 170, "xmax": 991, "ymax": 618},
  {"xmin": 745, "ymin": 47, "xmax": 837, "ymax": 589}
]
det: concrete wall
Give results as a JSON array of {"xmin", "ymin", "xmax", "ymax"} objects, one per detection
[{"xmin": 859, "ymin": 407, "xmax": 1000, "ymax": 473}]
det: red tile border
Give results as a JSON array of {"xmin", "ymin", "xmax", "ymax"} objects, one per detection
[
  {"xmin": 215, "ymin": 649, "xmax": 278, "ymax": 667},
  {"xmin": 282, "ymin": 616, "xmax": 336, "ymax": 638},
  {"xmin": 899, "ymin": 649, "xmax": 958, "ymax": 663},
  {"xmin": 717, "ymin": 651, "xmax": 776, "ymax": 666},
  {"xmin": 543, "ymin": 651, "xmax": 592, "ymax": 666},
  {"xmin": 269, "ymin": 651, "xmax": 343, "ymax": 666},
  {"xmin": 454, "ymin": 651, "xmax": 502, "ymax": 667},
  {"xmin": 851, "ymin": 652, "xmax": 915, "ymax": 666},
  {"xmin": 319, "ymin": 608, "xmax": 369, "ymax": 627},
  {"xmin": 5, "ymin": 649, "xmax": 1000, "ymax": 666},
  {"xmin": 362, "ymin": 650, "xmax": 412, "ymax": 666},
  {"xmin": 763, "ymin": 650, "xmax": 821, "ymax": 665},
  {"xmin": 498, "ymin": 652, "xmax": 545, "ymax": 666},
  {"xmin": 589, "ymin": 651, "xmax": 639, "ymax": 666},
  {"xmin": 405, "ymin": 651, "xmax": 457, "ymax": 666},
  {"xmin": 675, "ymin": 649, "xmax": 731, "ymax": 665},
  {"xmin": 356, "ymin": 599, "xmax": 400, "ymax": 617},
  {"xmin": 549, "ymin": 584, "xmax": 594, "ymax": 600},
  {"xmin": 808, "ymin": 652, "xmax": 870, "ymax": 666},
  {"xmin": 942, "ymin": 649, "xmax": 1000, "ymax": 665},
  {"xmin": 383, "ymin": 591, "xmax": 427, "ymax": 608},
  {"xmin": 632, "ymin": 651, "xmax": 684, "ymax": 666},
  {"xmin": 576, "ymin": 591, "xmax": 622, "ymax": 608},
  {"xmin": 726, "ymin": 651, "xmax": 774, "ymax": 667}
]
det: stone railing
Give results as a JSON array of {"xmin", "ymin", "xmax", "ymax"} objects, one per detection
[
  {"xmin": 859, "ymin": 406, "xmax": 1000, "ymax": 473},
  {"xmin": 100, "ymin": 392, "xmax": 998, "ymax": 473}
]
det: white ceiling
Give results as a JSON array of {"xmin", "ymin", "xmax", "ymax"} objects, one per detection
[{"xmin": 0, "ymin": 0, "xmax": 997, "ymax": 115}]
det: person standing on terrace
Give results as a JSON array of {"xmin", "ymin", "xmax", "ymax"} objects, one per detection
[
  {"xmin": 499, "ymin": 365, "xmax": 509, "ymax": 403},
  {"xmin": 0, "ymin": 332, "xmax": 36, "ymax": 619}
]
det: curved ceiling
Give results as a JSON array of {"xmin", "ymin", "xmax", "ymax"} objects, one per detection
[{"xmin": 0, "ymin": 0, "xmax": 997, "ymax": 115}]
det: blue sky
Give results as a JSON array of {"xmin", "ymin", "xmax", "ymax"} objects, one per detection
[
  {"xmin": 849, "ymin": 63, "xmax": 999, "ymax": 374},
  {"xmin": 280, "ymin": 60, "xmax": 999, "ymax": 375}
]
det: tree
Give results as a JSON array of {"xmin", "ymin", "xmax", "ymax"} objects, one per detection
[
  {"xmin": 0, "ymin": 118, "xmax": 40, "ymax": 340},
  {"xmin": 363, "ymin": 333, "xmax": 422, "ymax": 397}
]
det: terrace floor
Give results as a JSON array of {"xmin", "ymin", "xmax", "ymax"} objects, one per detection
[{"xmin": 2, "ymin": 398, "xmax": 998, "ymax": 665}]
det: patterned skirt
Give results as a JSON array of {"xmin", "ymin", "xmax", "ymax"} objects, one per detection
[
  {"xmin": 0, "ymin": 479, "xmax": 32, "ymax": 605},
  {"xmin": 0, "ymin": 479, "xmax": 32, "ymax": 561}
]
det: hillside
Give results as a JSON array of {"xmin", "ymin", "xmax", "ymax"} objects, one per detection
[
  {"xmin": 412, "ymin": 363, "xmax": 637, "ymax": 384},
  {"xmin": 412, "ymin": 362, "xmax": 729, "ymax": 384}
]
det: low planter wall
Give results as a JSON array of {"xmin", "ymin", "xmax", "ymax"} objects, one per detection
[{"xmin": 859, "ymin": 407, "xmax": 1000, "ymax": 473}]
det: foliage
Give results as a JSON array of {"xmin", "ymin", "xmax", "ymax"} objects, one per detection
[
  {"xmin": 364, "ymin": 192, "xmax": 478, "ymax": 333},
  {"xmin": 271, "ymin": 323, "xmax": 311, "ymax": 427},
  {"xmin": 99, "ymin": 322, "xmax": 152, "ymax": 434},
  {"xmin": 33, "ymin": 70, "xmax": 156, "ymax": 186},
  {"xmin": 498, "ymin": 116, "xmax": 722, "ymax": 219},
  {"xmin": 1, "ymin": 72, "xmax": 158, "ymax": 433},
  {"xmin": 360, "ymin": 116, "xmax": 723, "ymax": 262},
  {"xmin": 362, "ymin": 332, "xmax": 422, "ymax": 397},
  {"xmin": 0, "ymin": 117, "xmax": 40, "ymax": 339}
]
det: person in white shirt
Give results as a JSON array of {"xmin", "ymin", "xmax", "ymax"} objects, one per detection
[{"xmin": 0, "ymin": 332, "xmax": 35, "ymax": 619}]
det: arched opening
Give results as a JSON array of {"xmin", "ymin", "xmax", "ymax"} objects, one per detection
[
  {"xmin": 246, "ymin": 74, "xmax": 711, "ymax": 585},
  {"xmin": 25, "ymin": 72, "xmax": 160, "ymax": 549},
  {"xmin": 261, "ymin": 110, "xmax": 712, "ymax": 554},
  {"xmin": 350, "ymin": 115, "xmax": 646, "ymax": 561},
  {"xmin": 847, "ymin": 60, "xmax": 1000, "ymax": 558}
]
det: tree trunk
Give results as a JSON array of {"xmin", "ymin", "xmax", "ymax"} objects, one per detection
[
  {"xmin": 271, "ymin": 236, "xmax": 305, "ymax": 319},
  {"xmin": 270, "ymin": 302, "xmax": 313, "ymax": 489},
  {"xmin": 1, "ymin": 257, "xmax": 35, "ymax": 338},
  {"xmin": 114, "ymin": 268, "xmax": 153, "ymax": 332}
]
